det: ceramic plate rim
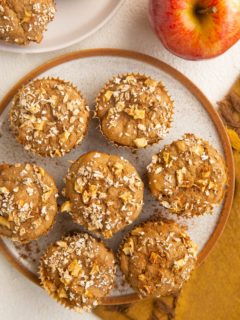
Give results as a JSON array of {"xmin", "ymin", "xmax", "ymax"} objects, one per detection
[{"xmin": 0, "ymin": 48, "xmax": 235, "ymax": 305}]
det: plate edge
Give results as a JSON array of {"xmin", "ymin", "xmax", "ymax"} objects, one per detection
[{"xmin": 0, "ymin": 48, "xmax": 235, "ymax": 305}]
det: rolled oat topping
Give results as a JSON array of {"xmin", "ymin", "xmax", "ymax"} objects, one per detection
[
  {"xmin": 39, "ymin": 233, "xmax": 116, "ymax": 312},
  {"xmin": 10, "ymin": 78, "xmax": 90, "ymax": 157},
  {"xmin": 0, "ymin": 163, "xmax": 58, "ymax": 243},
  {"xmin": 62, "ymin": 151, "xmax": 144, "ymax": 238},
  {"xmin": 118, "ymin": 220, "xmax": 197, "ymax": 297},
  {"xmin": 147, "ymin": 134, "xmax": 228, "ymax": 217},
  {"xmin": 95, "ymin": 73, "xmax": 174, "ymax": 148},
  {"xmin": 0, "ymin": 0, "xmax": 56, "ymax": 45}
]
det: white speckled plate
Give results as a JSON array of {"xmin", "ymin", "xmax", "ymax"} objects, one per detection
[
  {"xmin": 0, "ymin": 0, "xmax": 124, "ymax": 53},
  {"xmin": 0, "ymin": 49, "xmax": 234, "ymax": 305}
]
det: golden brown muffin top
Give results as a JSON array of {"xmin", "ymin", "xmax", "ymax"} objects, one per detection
[
  {"xmin": 10, "ymin": 78, "xmax": 90, "ymax": 157},
  {"xmin": 0, "ymin": 163, "xmax": 58, "ymax": 243},
  {"xmin": 95, "ymin": 73, "xmax": 173, "ymax": 148},
  {"xmin": 0, "ymin": 0, "xmax": 55, "ymax": 45},
  {"xmin": 119, "ymin": 220, "xmax": 197, "ymax": 298},
  {"xmin": 62, "ymin": 151, "xmax": 144, "ymax": 238},
  {"xmin": 147, "ymin": 134, "xmax": 228, "ymax": 217},
  {"xmin": 39, "ymin": 233, "xmax": 116, "ymax": 312}
]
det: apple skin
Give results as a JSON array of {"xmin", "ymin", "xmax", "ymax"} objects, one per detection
[{"xmin": 149, "ymin": 0, "xmax": 240, "ymax": 60}]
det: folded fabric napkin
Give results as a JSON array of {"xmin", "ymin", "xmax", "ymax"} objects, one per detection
[
  {"xmin": 219, "ymin": 77, "xmax": 240, "ymax": 151},
  {"xmin": 94, "ymin": 295, "xmax": 176, "ymax": 319},
  {"xmin": 94, "ymin": 80, "xmax": 240, "ymax": 320}
]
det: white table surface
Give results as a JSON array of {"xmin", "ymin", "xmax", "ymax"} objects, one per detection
[{"xmin": 0, "ymin": 1, "xmax": 239, "ymax": 319}]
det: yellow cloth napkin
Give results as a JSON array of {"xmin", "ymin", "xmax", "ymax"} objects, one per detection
[{"xmin": 94, "ymin": 295, "xmax": 176, "ymax": 319}]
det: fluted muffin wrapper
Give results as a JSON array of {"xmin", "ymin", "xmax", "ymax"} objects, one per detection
[
  {"xmin": 61, "ymin": 150, "xmax": 144, "ymax": 239},
  {"xmin": 38, "ymin": 233, "xmax": 117, "ymax": 312},
  {"xmin": 117, "ymin": 216, "xmax": 197, "ymax": 298},
  {"xmin": 39, "ymin": 256, "xmax": 77, "ymax": 312},
  {"xmin": 0, "ymin": 162, "xmax": 59, "ymax": 244},
  {"xmin": 94, "ymin": 72, "xmax": 174, "ymax": 150},
  {"xmin": 147, "ymin": 133, "xmax": 228, "ymax": 218},
  {"xmin": 9, "ymin": 76, "xmax": 90, "ymax": 158}
]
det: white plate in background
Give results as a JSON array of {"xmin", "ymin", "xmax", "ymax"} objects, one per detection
[{"xmin": 0, "ymin": 0, "xmax": 124, "ymax": 53}]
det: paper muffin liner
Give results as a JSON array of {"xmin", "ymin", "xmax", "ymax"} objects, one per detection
[
  {"xmin": 0, "ymin": 163, "xmax": 59, "ymax": 244},
  {"xmin": 116, "ymin": 216, "xmax": 168, "ymax": 297},
  {"xmin": 117, "ymin": 216, "xmax": 197, "ymax": 298},
  {"xmin": 94, "ymin": 72, "xmax": 175, "ymax": 151},
  {"xmin": 38, "ymin": 232, "xmax": 117, "ymax": 312},
  {"xmin": 61, "ymin": 150, "xmax": 145, "ymax": 239},
  {"xmin": 39, "ymin": 243, "xmax": 75, "ymax": 312},
  {"xmin": 9, "ymin": 76, "xmax": 90, "ymax": 158},
  {"xmin": 147, "ymin": 133, "xmax": 228, "ymax": 218}
]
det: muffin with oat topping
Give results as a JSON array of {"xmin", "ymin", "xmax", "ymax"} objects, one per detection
[
  {"xmin": 0, "ymin": 163, "xmax": 58, "ymax": 243},
  {"xmin": 0, "ymin": 0, "xmax": 56, "ymax": 45},
  {"xmin": 39, "ymin": 233, "xmax": 116, "ymax": 312},
  {"xmin": 147, "ymin": 134, "xmax": 228, "ymax": 217},
  {"xmin": 9, "ymin": 78, "xmax": 90, "ymax": 157},
  {"xmin": 95, "ymin": 73, "xmax": 174, "ymax": 148},
  {"xmin": 61, "ymin": 151, "xmax": 144, "ymax": 238},
  {"xmin": 118, "ymin": 219, "xmax": 197, "ymax": 298}
]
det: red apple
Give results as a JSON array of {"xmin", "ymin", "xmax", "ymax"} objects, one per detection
[{"xmin": 149, "ymin": 0, "xmax": 240, "ymax": 60}]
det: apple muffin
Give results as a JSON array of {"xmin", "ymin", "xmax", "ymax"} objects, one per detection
[
  {"xmin": 9, "ymin": 78, "xmax": 90, "ymax": 157},
  {"xmin": 39, "ymin": 233, "xmax": 116, "ymax": 312},
  {"xmin": 118, "ymin": 219, "xmax": 197, "ymax": 298},
  {"xmin": 0, "ymin": 163, "xmax": 58, "ymax": 243},
  {"xmin": 61, "ymin": 151, "xmax": 144, "ymax": 238},
  {"xmin": 95, "ymin": 73, "xmax": 174, "ymax": 148},
  {"xmin": 0, "ymin": 0, "xmax": 56, "ymax": 45},
  {"xmin": 147, "ymin": 134, "xmax": 228, "ymax": 217}
]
